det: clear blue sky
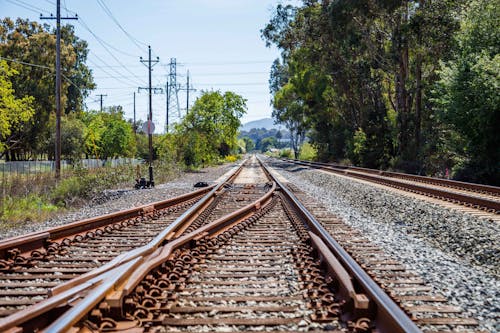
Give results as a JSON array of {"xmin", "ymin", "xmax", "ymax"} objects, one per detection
[{"xmin": 1, "ymin": 0, "xmax": 289, "ymax": 132}]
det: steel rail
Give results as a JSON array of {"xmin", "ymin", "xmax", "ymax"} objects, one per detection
[
  {"xmin": 285, "ymin": 158, "xmax": 500, "ymax": 213},
  {"xmin": 51, "ymin": 160, "xmax": 246, "ymax": 295},
  {"xmin": 43, "ymin": 182, "xmax": 277, "ymax": 332},
  {"xmin": 0, "ymin": 160, "xmax": 248, "ymax": 332},
  {"xmin": 287, "ymin": 158, "xmax": 500, "ymax": 195},
  {"xmin": 0, "ymin": 185, "xmax": 214, "ymax": 259},
  {"xmin": 259, "ymin": 156, "xmax": 422, "ymax": 333}
]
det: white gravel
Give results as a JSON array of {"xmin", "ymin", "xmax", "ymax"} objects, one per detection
[
  {"xmin": 0, "ymin": 163, "xmax": 235, "ymax": 241},
  {"xmin": 266, "ymin": 157, "xmax": 499, "ymax": 332}
]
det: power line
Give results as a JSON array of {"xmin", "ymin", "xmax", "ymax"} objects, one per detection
[
  {"xmin": 77, "ymin": 18, "xmax": 138, "ymax": 58},
  {"xmin": 87, "ymin": 55, "xmax": 143, "ymax": 87},
  {"xmin": 196, "ymin": 82, "xmax": 268, "ymax": 86},
  {"xmin": 78, "ymin": 18, "xmax": 147, "ymax": 85},
  {"xmin": 0, "ymin": 55, "xmax": 87, "ymax": 93},
  {"xmin": 181, "ymin": 60, "xmax": 271, "ymax": 66},
  {"xmin": 5, "ymin": 0, "xmax": 51, "ymax": 15},
  {"xmin": 95, "ymin": 0, "xmax": 147, "ymax": 52}
]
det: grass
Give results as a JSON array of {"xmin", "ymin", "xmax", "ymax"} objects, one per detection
[
  {"xmin": 0, "ymin": 160, "xmax": 183, "ymax": 230},
  {"xmin": 0, "ymin": 194, "xmax": 58, "ymax": 231}
]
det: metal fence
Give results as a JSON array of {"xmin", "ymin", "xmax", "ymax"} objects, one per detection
[
  {"xmin": 0, "ymin": 158, "xmax": 141, "ymax": 200},
  {"xmin": 0, "ymin": 158, "xmax": 140, "ymax": 176}
]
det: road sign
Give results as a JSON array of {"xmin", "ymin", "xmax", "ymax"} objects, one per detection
[{"xmin": 142, "ymin": 120, "xmax": 155, "ymax": 134}]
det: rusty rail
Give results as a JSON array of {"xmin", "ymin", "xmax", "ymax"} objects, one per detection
[
  {"xmin": 0, "ymin": 159, "xmax": 250, "ymax": 332},
  {"xmin": 259, "ymin": 156, "xmax": 422, "ymax": 333},
  {"xmin": 3, "ymin": 182, "xmax": 277, "ymax": 333},
  {"xmin": 0, "ymin": 186, "xmax": 214, "ymax": 259},
  {"xmin": 285, "ymin": 158, "xmax": 500, "ymax": 213}
]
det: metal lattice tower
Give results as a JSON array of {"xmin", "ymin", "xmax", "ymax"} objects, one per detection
[{"xmin": 165, "ymin": 58, "xmax": 180, "ymax": 132}]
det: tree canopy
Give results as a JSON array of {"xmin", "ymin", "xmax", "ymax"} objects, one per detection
[
  {"xmin": 166, "ymin": 91, "xmax": 247, "ymax": 167},
  {"xmin": 263, "ymin": 0, "xmax": 499, "ymax": 184},
  {"xmin": 0, "ymin": 60, "xmax": 35, "ymax": 153},
  {"xmin": 0, "ymin": 18, "xmax": 94, "ymax": 160}
]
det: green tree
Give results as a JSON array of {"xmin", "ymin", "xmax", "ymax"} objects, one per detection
[
  {"xmin": 0, "ymin": 18, "xmax": 94, "ymax": 160},
  {"xmin": 263, "ymin": 0, "xmax": 464, "ymax": 173},
  {"xmin": 0, "ymin": 60, "xmax": 34, "ymax": 154},
  {"xmin": 82, "ymin": 107, "xmax": 136, "ymax": 160},
  {"xmin": 44, "ymin": 114, "xmax": 85, "ymax": 163},
  {"xmin": 241, "ymin": 136, "xmax": 255, "ymax": 152},
  {"xmin": 173, "ymin": 91, "xmax": 246, "ymax": 167},
  {"xmin": 435, "ymin": 0, "xmax": 500, "ymax": 184},
  {"xmin": 260, "ymin": 137, "xmax": 278, "ymax": 152}
]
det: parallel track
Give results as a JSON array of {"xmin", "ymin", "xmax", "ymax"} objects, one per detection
[
  {"xmin": 282, "ymin": 158, "xmax": 500, "ymax": 214},
  {"xmin": 0, "ymin": 157, "xmax": 485, "ymax": 332}
]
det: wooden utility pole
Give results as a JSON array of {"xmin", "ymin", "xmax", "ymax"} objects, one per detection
[
  {"xmin": 41, "ymin": 0, "xmax": 77, "ymax": 179},
  {"xmin": 133, "ymin": 92, "xmax": 136, "ymax": 134},
  {"xmin": 96, "ymin": 94, "xmax": 107, "ymax": 112},
  {"xmin": 139, "ymin": 46, "xmax": 161, "ymax": 187}
]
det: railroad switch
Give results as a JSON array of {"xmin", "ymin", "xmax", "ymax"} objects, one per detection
[{"xmin": 135, "ymin": 177, "xmax": 152, "ymax": 189}]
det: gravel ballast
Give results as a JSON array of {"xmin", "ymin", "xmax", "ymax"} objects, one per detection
[
  {"xmin": 266, "ymin": 158, "xmax": 498, "ymax": 332},
  {"xmin": 0, "ymin": 163, "xmax": 235, "ymax": 240},
  {"xmin": 1, "ymin": 157, "xmax": 498, "ymax": 331}
]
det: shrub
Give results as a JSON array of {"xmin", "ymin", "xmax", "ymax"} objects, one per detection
[
  {"xmin": 0, "ymin": 195, "xmax": 57, "ymax": 228},
  {"xmin": 280, "ymin": 149, "xmax": 293, "ymax": 158},
  {"xmin": 224, "ymin": 155, "xmax": 239, "ymax": 163},
  {"xmin": 298, "ymin": 142, "xmax": 316, "ymax": 160}
]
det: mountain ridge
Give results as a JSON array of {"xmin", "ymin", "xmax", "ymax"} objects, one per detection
[{"xmin": 240, "ymin": 118, "xmax": 280, "ymax": 131}]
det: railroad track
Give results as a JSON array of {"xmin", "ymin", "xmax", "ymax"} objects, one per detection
[
  {"xmin": 282, "ymin": 158, "xmax": 500, "ymax": 215},
  {"xmin": 0, "ymin": 156, "xmax": 485, "ymax": 332}
]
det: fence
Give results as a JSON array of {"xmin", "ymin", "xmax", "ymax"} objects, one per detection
[
  {"xmin": 0, "ymin": 158, "xmax": 140, "ymax": 176},
  {"xmin": 0, "ymin": 158, "xmax": 141, "ymax": 200}
]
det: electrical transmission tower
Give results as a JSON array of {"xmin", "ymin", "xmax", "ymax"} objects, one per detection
[{"xmin": 165, "ymin": 58, "xmax": 180, "ymax": 132}]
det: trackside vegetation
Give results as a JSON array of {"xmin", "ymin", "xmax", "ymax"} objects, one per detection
[
  {"xmin": 263, "ymin": 0, "xmax": 499, "ymax": 185},
  {"xmin": 0, "ymin": 16, "xmax": 247, "ymax": 226}
]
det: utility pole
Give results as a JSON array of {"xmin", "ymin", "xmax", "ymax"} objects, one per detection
[
  {"xmin": 138, "ymin": 46, "xmax": 161, "ymax": 187},
  {"xmin": 133, "ymin": 92, "xmax": 136, "ymax": 134},
  {"xmin": 179, "ymin": 70, "xmax": 196, "ymax": 114},
  {"xmin": 96, "ymin": 94, "xmax": 107, "ymax": 112},
  {"xmin": 41, "ymin": 0, "xmax": 77, "ymax": 179}
]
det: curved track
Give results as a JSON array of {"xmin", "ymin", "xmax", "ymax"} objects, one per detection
[{"xmin": 0, "ymin": 156, "xmax": 485, "ymax": 332}]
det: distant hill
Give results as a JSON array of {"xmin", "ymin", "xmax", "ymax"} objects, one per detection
[{"xmin": 240, "ymin": 118, "xmax": 280, "ymax": 131}]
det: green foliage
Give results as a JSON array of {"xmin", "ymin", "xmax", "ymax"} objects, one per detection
[
  {"xmin": 0, "ymin": 195, "xmax": 57, "ymax": 228},
  {"xmin": 260, "ymin": 137, "xmax": 278, "ymax": 152},
  {"xmin": 280, "ymin": 148, "xmax": 293, "ymax": 158},
  {"xmin": 50, "ymin": 176, "xmax": 88, "ymax": 206},
  {"xmin": 239, "ymin": 128, "xmax": 288, "ymax": 151},
  {"xmin": 0, "ymin": 18, "xmax": 95, "ymax": 159},
  {"xmin": 242, "ymin": 136, "xmax": 256, "ymax": 152},
  {"xmin": 434, "ymin": 0, "xmax": 500, "ymax": 184},
  {"xmin": 172, "ymin": 91, "xmax": 246, "ymax": 167},
  {"xmin": 298, "ymin": 142, "xmax": 316, "ymax": 161},
  {"xmin": 261, "ymin": 0, "xmax": 500, "ymax": 184},
  {"xmin": 236, "ymin": 138, "xmax": 247, "ymax": 154},
  {"xmin": 82, "ymin": 107, "xmax": 136, "ymax": 159},
  {"xmin": 0, "ymin": 60, "xmax": 35, "ymax": 152}
]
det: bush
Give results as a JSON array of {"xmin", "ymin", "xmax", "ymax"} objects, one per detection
[
  {"xmin": 224, "ymin": 155, "xmax": 239, "ymax": 163},
  {"xmin": 280, "ymin": 149, "xmax": 293, "ymax": 158},
  {"xmin": 298, "ymin": 142, "xmax": 316, "ymax": 160}
]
